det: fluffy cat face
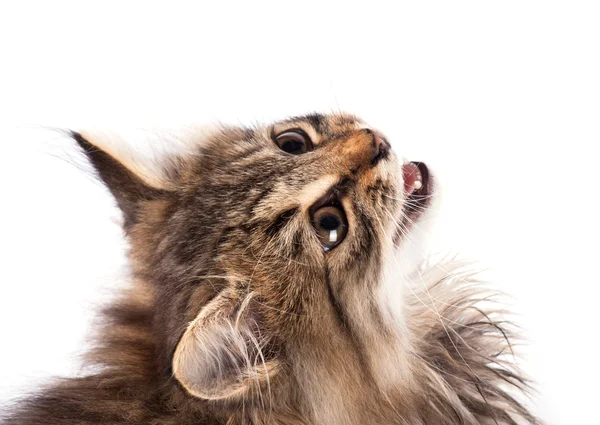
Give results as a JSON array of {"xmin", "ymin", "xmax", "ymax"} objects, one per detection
[{"xmin": 75, "ymin": 113, "xmax": 434, "ymax": 420}]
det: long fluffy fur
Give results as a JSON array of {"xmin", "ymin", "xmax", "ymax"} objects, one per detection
[
  {"xmin": 2, "ymin": 115, "xmax": 541, "ymax": 424},
  {"xmin": 2, "ymin": 263, "xmax": 538, "ymax": 424},
  {"xmin": 405, "ymin": 262, "xmax": 540, "ymax": 424}
]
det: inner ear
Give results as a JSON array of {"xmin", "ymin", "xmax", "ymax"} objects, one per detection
[{"xmin": 172, "ymin": 291, "xmax": 280, "ymax": 401}]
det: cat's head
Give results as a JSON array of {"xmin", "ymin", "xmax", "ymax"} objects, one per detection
[{"xmin": 76, "ymin": 113, "xmax": 436, "ymax": 421}]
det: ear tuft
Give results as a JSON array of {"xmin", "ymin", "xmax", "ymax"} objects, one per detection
[{"xmin": 173, "ymin": 292, "xmax": 280, "ymax": 401}]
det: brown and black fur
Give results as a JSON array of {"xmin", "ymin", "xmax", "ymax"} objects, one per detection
[{"xmin": 1, "ymin": 114, "xmax": 540, "ymax": 424}]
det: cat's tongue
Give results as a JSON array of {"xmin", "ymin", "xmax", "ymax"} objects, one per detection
[{"xmin": 403, "ymin": 162, "xmax": 423, "ymax": 195}]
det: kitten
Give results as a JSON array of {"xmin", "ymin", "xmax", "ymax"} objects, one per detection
[{"xmin": 2, "ymin": 114, "xmax": 540, "ymax": 425}]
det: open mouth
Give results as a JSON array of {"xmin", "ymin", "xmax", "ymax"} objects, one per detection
[
  {"xmin": 393, "ymin": 161, "xmax": 432, "ymax": 245},
  {"xmin": 403, "ymin": 161, "xmax": 430, "ymax": 213}
]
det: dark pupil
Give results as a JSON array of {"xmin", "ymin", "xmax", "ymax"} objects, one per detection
[
  {"xmin": 281, "ymin": 140, "xmax": 305, "ymax": 154},
  {"xmin": 319, "ymin": 215, "xmax": 340, "ymax": 231}
]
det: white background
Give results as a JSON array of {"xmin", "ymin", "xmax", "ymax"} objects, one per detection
[{"xmin": 1, "ymin": 2, "xmax": 599, "ymax": 424}]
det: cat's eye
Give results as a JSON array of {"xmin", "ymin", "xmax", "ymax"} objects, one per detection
[
  {"xmin": 312, "ymin": 205, "xmax": 348, "ymax": 250},
  {"xmin": 274, "ymin": 130, "xmax": 312, "ymax": 155}
]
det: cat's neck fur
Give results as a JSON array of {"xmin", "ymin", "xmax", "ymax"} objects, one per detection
[{"xmin": 4, "ymin": 264, "xmax": 538, "ymax": 425}]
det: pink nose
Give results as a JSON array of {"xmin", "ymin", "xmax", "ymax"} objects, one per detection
[{"xmin": 365, "ymin": 129, "xmax": 390, "ymax": 165}]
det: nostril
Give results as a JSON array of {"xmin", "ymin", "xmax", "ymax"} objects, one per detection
[{"xmin": 368, "ymin": 129, "xmax": 390, "ymax": 165}]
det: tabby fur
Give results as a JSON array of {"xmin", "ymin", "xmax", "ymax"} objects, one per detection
[{"xmin": 1, "ymin": 114, "xmax": 540, "ymax": 424}]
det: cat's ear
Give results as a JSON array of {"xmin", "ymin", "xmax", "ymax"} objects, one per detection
[
  {"xmin": 172, "ymin": 291, "xmax": 280, "ymax": 401},
  {"xmin": 72, "ymin": 127, "xmax": 214, "ymax": 227},
  {"xmin": 72, "ymin": 131, "xmax": 168, "ymax": 227}
]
